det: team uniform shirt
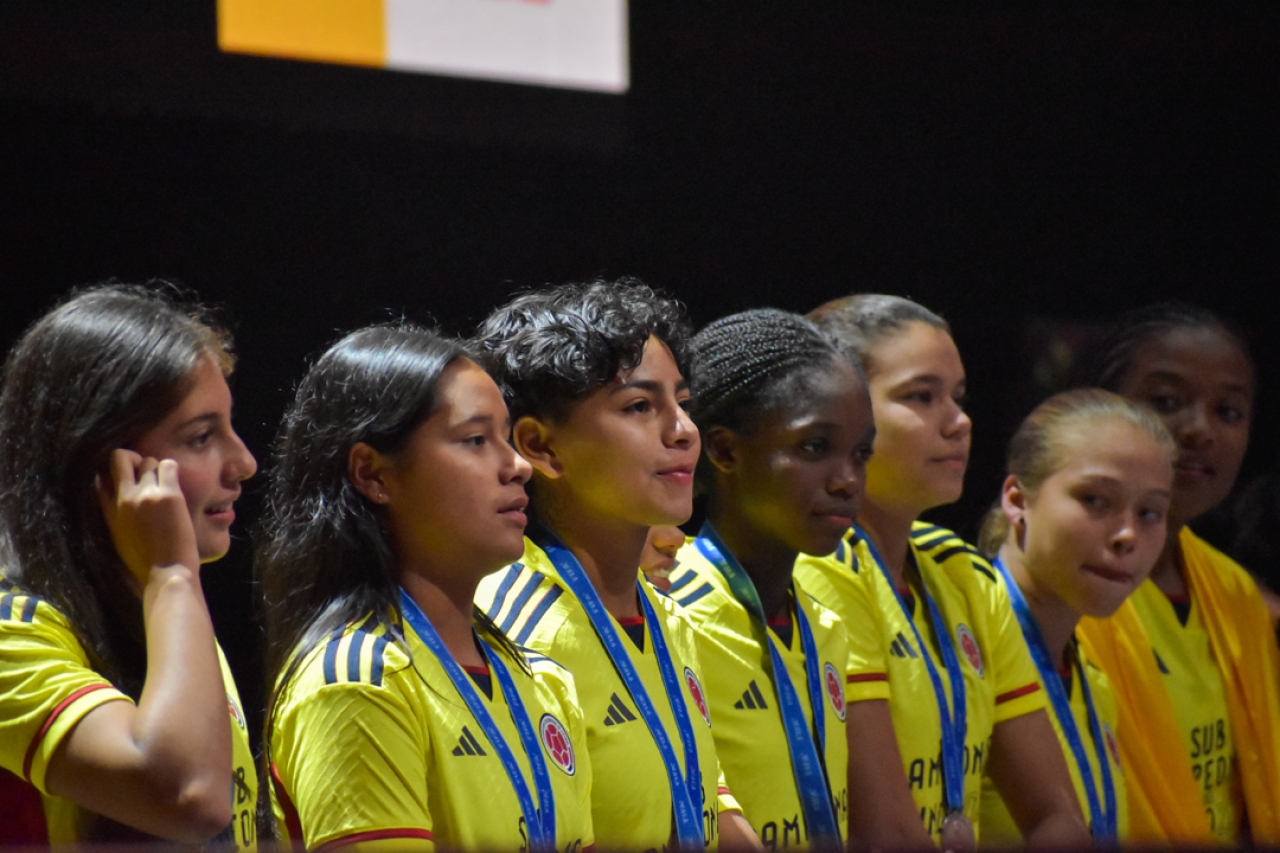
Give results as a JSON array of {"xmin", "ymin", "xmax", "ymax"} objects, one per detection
[
  {"xmin": 1127, "ymin": 579, "xmax": 1241, "ymax": 843},
  {"xmin": 0, "ymin": 581, "xmax": 257, "ymax": 849},
  {"xmin": 668, "ymin": 539, "xmax": 852, "ymax": 850},
  {"xmin": 270, "ymin": 612, "xmax": 593, "ymax": 852},
  {"xmin": 477, "ymin": 539, "xmax": 733, "ymax": 852},
  {"xmin": 793, "ymin": 523, "xmax": 1046, "ymax": 844},
  {"xmin": 979, "ymin": 639, "xmax": 1128, "ymax": 845}
]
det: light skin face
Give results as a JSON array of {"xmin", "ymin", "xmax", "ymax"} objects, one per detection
[
  {"xmin": 129, "ymin": 354, "xmax": 257, "ymax": 564},
  {"xmin": 862, "ymin": 321, "xmax": 972, "ymax": 521},
  {"xmin": 640, "ymin": 525, "xmax": 686, "ymax": 589},
  {"xmin": 518, "ymin": 336, "xmax": 700, "ymax": 530},
  {"xmin": 707, "ymin": 359, "xmax": 876, "ymax": 563},
  {"xmin": 357, "ymin": 360, "xmax": 533, "ymax": 589},
  {"xmin": 1002, "ymin": 420, "xmax": 1173, "ymax": 628},
  {"xmin": 1114, "ymin": 325, "xmax": 1252, "ymax": 526}
]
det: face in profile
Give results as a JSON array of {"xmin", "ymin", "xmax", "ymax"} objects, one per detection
[
  {"xmin": 711, "ymin": 358, "xmax": 875, "ymax": 560},
  {"xmin": 130, "ymin": 354, "xmax": 257, "ymax": 563},
  {"xmin": 531, "ymin": 335, "xmax": 700, "ymax": 529},
  {"xmin": 1115, "ymin": 325, "xmax": 1253, "ymax": 524},
  {"xmin": 1010, "ymin": 420, "xmax": 1173, "ymax": 619},
  {"xmin": 862, "ymin": 322, "xmax": 972, "ymax": 518},
  {"xmin": 376, "ymin": 360, "xmax": 533, "ymax": 581}
]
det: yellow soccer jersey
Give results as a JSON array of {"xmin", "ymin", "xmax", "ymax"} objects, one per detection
[
  {"xmin": 669, "ymin": 539, "xmax": 851, "ymax": 850},
  {"xmin": 477, "ymin": 539, "xmax": 732, "ymax": 852},
  {"xmin": 793, "ymin": 523, "xmax": 1046, "ymax": 844},
  {"xmin": 0, "ymin": 583, "xmax": 256, "ymax": 849},
  {"xmin": 269, "ymin": 613, "xmax": 593, "ymax": 853},
  {"xmin": 979, "ymin": 640, "xmax": 1128, "ymax": 845},
  {"xmin": 1127, "ymin": 579, "xmax": 1241, "ymax": 843}
]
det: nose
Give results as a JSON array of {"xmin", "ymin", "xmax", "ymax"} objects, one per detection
[
  {"xmin": 504, "ymin": 441, "xmax": 533, "ymax": 486},
  {"xmin": 665, "ymin": 402, "xmax": 700, "ymax": 451},
  {"xmin": 227, "ymin": 430, "xmax": 258, "ymax": 482},
  {"xmin": 942, "ymin": 399, "xmax": 972, "ymax": 442},
  {"xmin": 1109, "ymin": 514, "xmax": 1138, "ymax": 556},
  {"xmin": 828, "ymin": 454, "xmax": 865, "ymax": 502},
  {"xmin": 1174, "ymin": 401, "xmax": 1214, "ymax": 450}
]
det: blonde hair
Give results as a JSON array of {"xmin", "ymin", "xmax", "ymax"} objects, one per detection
[{"xmin": 978, "ymin": 388, "xmax": 1176, "ymax": 555}]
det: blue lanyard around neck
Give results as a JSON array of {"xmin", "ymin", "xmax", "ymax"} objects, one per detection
[
  {"xmin": 991, "ymin": 558, "xmax": 1117, "ymax": 842},
  {"xmin": 856, "ymin": 526, "xmax": 968, "ymax": 816},
  {"xmin": 398, "ymin": 589, "xmax": 557, "ymax": 852},
  {"xmin": 695, "ymin": 524, "xmax": 842, "ymax": 848},
  {"xmin": 533, "ymin": 533, "xmax": 705, "ymax": 850}
]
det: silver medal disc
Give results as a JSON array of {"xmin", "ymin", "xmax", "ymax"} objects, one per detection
[{"xmin": 940, "ymin": 811, "xmax": 975, "ymax": 853}]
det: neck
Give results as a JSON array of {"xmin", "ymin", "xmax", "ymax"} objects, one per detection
[
  {"xmin": 1149, "ymin": 521, "xmax": 1188, "ymax": 596},
  {"xmin": 400, "ymin": 570, "xmax": 484, "ymax": 668},
  {"xmin": 540, "ymin": 497, "xmax": 646, "ymax": 620},
  {"xmin": 857, "ymin": 501, "xmax": 918, "ymax": 588},
  {"xmin": 707, "ymin": 499, "xmax": 795, "ymax": 621},
  {"xmin": 997, "ymin": 541, "xmax": 1080, "ymax": 670}
]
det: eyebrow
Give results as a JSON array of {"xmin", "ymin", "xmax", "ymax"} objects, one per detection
[
  {"xmin": 177, "ymin": 413, "xmax": 220, "ymax": 431},
  {"xmin": 1142, "ymin": 370, "xmax": 1252, "ymax": 398},
  {"xmin": 614, "ymin": 378, "xmax": 689, "ymax": 394}
]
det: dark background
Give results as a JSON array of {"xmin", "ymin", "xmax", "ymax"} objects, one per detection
[{"xmin": 2, "ymin": 2, "xmax": 1277, "ymax": 736}]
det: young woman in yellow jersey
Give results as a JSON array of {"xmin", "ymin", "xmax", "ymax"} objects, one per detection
[
  {"xmin": 663, "ymin": 309, "xmax": 875, "ymax": 850},
  {"xmin": 0, "ymin": 284, "xmax": 258, "ymax": 847},
  {"xmin": 258, "ymin": 325, "xmax": 593, "ymax": 853},
  {"xmin": 793, "ymin": 294, "xmax": 1088, "ymax": 851},
  {"xmin": 473, "ymin": 280, "xmax": 758, "ymax": 852},
  {"xmin": 1077, "ymin": 303, "xmax": 1280, "ymax": 845},
  {"xmin": 975, "ymin": 389, "xmax": 1178, "ymax": 845}
]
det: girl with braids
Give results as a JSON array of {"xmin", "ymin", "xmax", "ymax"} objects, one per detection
[
  {"xmin": 0, "ymin": 283, "xmax": 258, "ymax": 847},
  {"xmin": 258, "ymin": 325, "xmax": 593, "ymax": 853},
  {"xmin": 1074, "ymin": 303, "xmax": 1280, "ymax": 845},
  {"xmin": 793, "ymin": 294, "xmax": 1087, "ymax": 851},
  {"xmin": 975, "ymin": 389, "xmax": 1178, "ymax": 846},
  {"xmin": 474, "ymin": 280, "xmax": 758, "ymax": 852},
  {"xmin": 662, "ymin": 309, "xmax": 875, "ymax": 850}
]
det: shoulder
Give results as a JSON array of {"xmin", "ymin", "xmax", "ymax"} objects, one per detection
[
  {"xmin": 1180, "ymin": 526, "xmax": 1263, "ymax": 595},
  {"xmin": 795, "ymin": 582, "xmax": 847, "ymax": 640},
  {"xmin": 284, "ymin": 616, "xmax": 410, "ymax": 700},
  {"xmin": 667, "ymin": 542, "xmax": 733, "ymax": 615},
  {"xmin": 911, "ymin": 522, "xmax": 998, "ymax": 584},
  {"xmin": 478, "ymin": 558, "xmax": 571, "ymax": 648},
  {"xmin": 0, "ymin": 584, "xmax": 88, "ymax": 656}
]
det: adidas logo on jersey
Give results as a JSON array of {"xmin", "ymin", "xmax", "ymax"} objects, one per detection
[
  {"xmin": 889, "ymin": 632, "xmax": 918, "ymax": 659},
  {"xmin": 734, "ymin": 680, "xmax": 769, "ymax": 710},
  {"xmin": 451, "ymin": 726, "xmax": 488, "ymax": 756},
  {"xmin": 603, "ymin": 693, "xmax": 637, "ymax": 726}
]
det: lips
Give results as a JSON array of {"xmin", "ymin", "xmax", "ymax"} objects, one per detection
[
  {"xmin": 1082, "ymin": 564, "xmax": 1134, "ymax": 584},
  {"xmin": 1175, "ymin": 458, "xmax": 1216, "ymax": 483},
  {"xmin": 656, "ymin": 463, "xmax": 695, "ymax": 486},
  {"xmin": 498, "ymin": 494, "xmax": 529, "ymax": 525},
  {"xmin": 813, "ymin": 507, "xmax": 856, "ymax": 529}
]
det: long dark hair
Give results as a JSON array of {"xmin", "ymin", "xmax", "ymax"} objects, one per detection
[
  {"xmin": 0, "ymin": 282, "xmax": 233, "ymax": 699},
  {"xmin": 257, "ymin": 323, "xmax": 524, "ymax": 801}
]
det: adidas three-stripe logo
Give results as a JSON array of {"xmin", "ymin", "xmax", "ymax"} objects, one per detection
[
  {"xmin": 889, "ymin": 631, "xmax": 919, "ymax": 659},
  {"xmin": 603, "ymin": 693, "xmax": 637, "ymax": 726},
  {"xmin": 734, "ymin": 680, "xmax": 769, "ymax": 710},
  {"xmin": 452, "ymin": 726, "xmax": 488, "ymax": 756}
]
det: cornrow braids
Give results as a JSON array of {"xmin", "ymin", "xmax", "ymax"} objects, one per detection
[
  {"xmin": 474, "ymin": 278, "xmax": 693, "ymax": 424},
  {"xmin": 689, "ymin": 308, "xmax": 853, "ymax": 439}
]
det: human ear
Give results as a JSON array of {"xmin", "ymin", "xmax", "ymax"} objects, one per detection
[
  {"xmin": 512, "ymin": 416, "xmax": 563, "ymax": 479},
  {"xmin": 1000, "ymin": 474, "xmax": 1029, "ymax": 549},
  {"xmin": 348, "ymin": 442, "xmax": 394, "ymax": 505},
  {"xmin": 703, "ymin": 426, "xmax": 740, "ymax": 474}
]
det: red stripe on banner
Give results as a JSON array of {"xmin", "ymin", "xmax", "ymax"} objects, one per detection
[
  {"xmin": 316, "ymin": 828, "xmax": 435, "ymax": 852},
  {"xmin": 995, "ymin": 682, "xmax": 1042, "ymax": 704},
  {"xmin": 847, "ymin": 673, "xmax": 889, "ymax": 684},
  {"xmin": 23, "ymin": 683, "xmax": 115, "ymax": 782}
]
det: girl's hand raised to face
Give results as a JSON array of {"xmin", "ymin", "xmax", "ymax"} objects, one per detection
[{"xmin": 96, "ymin": 448, "xmax": 201, "ymax": 585}]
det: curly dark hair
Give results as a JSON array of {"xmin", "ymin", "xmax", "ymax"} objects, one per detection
[
  {"xmin": 474, "ymin": 278, "xmax": 694, "ymax": 424},
  {"xmin": 0, "ymin": 282, "xmax": 233, "ymax": 699}
]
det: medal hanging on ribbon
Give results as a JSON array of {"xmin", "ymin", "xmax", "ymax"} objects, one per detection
[
  {"xmin": 695, "ymin": 524, "xmax": 843, "ymax": 850},
  {"xmin": 856, "ymin": 527, "xmax": 974, "ymax": 853},
  {"xmin": 399, "ymin": 589, "xmax": 557, "ymax": 852},
  {"xmin": 534, "ymin": 532, "xmax": 706, "ymax": 851},
  {"xmin": 993, "ymin": 558, "xmax": 1117, "ymax": 842}
]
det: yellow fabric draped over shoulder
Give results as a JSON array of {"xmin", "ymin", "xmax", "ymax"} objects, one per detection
[
  {"xmin": 1181, "ymin": 528, "xmax": 1280, "ymax": 843},
  {"xmin": 1077, "ymin": 527, "xmax": 1280, "ymax": 845}
]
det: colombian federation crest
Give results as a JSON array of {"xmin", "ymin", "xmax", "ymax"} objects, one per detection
[
  {"xmin": 685, "ymin": 667, "xmax": 711, "ymax": 726},
  {"xmin": 539, "ymin": 714, "xmax": 576, "ymax": 776},
  {"xmin": 955, "ymin": 624, "xmax": 984, "ymax": 678},
  {"xmin": 226, "ymin": 694, "xmax": 246, "ymax": 731},
  {"xmin": 824, "ymin": 662, "xmax": 847, "ymax": 721}
]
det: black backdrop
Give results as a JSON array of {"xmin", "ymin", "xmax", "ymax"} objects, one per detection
[{"xmin": 2, "ymin": 2, "xmax": 1277, "ymax": 738}]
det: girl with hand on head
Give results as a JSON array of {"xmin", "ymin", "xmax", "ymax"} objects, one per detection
[
  {"xmin": 1076, "ymin": 303, "xmax": 1280, "ymax": 846},
  {"xmin": 976, "ymin": 390, "xmax": 1178, "ymax": 846},
  {"xmin": 793, "ymin": 295, "xmax": 1088, "ymax": 852},
  {"xmin": 663, "ymin": 309, "xmax": 875, "ymax": 851},
  {"xmin": 259, "ymin": 325, "xmax": 593, "ymax": 853},
  {"xmin": 0, "ymin": 284, "xmax": 258, "ymax": 848}
]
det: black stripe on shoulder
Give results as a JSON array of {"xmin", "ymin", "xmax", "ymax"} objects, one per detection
[
  {"xmin": 514, "ymin": 585, "xmax": 563, "ymax": 645},
  {"xmin": 485, "ymin": 563, "xmax": 525, "ymax": 621},
  {"xmin": 910, "ymin": 524, "xmax": 945, "ymax": 542},
  {"xmin": 20, "ymin": 596, "xmax": 37, "ymax": 623},
  {"xmin": 322, "ymin": 628, "xmax": 344, "ymax": 685},
  {"xmin": 674, "ymin": 582, "xmax": 714, "ymax": 608},
  {"xmin": 0, "ymin": 592, "xmax": 42, "ymax": 623},
  {"xmin": 928, "ymin": 544, "xmax": 998, "ymax": 582},
  {"xmin": 912, "ymin": 529, "xmax": 955, "ymax": 552}
]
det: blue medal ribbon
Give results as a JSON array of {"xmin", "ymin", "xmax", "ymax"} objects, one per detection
[
  {"xmin": 991, "ymin": 558, "xmax": 1117, "ymax": 842},
  {"xmin": 534, "ymin": 532, "xmax": 705, "ymax": 850},
  {"xmin": 695, "ymin": 524, "xmax": 843, "ymax": 848},
  {"xmin": 399, "ymin": 589, "xmax": 557, "ymax": 852},
  {"xmin": 856, "ymin": 526, "xmax": 969, "ymax": 819}
]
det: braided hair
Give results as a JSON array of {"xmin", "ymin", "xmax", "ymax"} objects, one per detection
[
  {"xmin": 807, "ymin": 294, "xmax": 949, "ymax": 374},
  {"xmin": 689, "ymin": 308, "xmax": 855, "ymax": 458}
]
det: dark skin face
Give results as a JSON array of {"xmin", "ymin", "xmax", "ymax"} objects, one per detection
[{"xmin": 706, "ymin": 358, "xmax": 876, "ymax": 618}]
